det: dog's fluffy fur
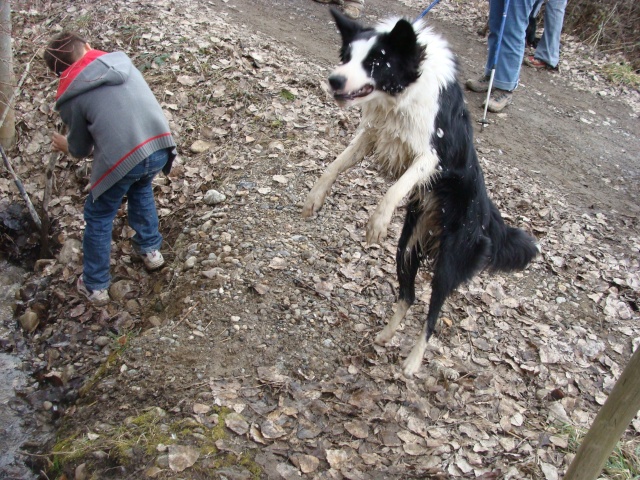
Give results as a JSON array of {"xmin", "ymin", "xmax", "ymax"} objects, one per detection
[{"xmin": 303, "ymin": 10, "xmax": 539, "ymax": 377}]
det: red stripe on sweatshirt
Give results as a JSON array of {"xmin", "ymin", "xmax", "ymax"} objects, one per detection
[{"xmin": 91, "ymin": 133, "xmax": 172, "ymax": 192}]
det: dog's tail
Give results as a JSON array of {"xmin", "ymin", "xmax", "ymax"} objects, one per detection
[{"xmin": 487, "ymin": 208, "xmax": 539, "ymax": 273}]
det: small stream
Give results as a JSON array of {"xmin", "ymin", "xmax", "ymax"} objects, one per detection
[{"xmin": 0, "ymin": 260, "xmax": 46, "ymax": 479}]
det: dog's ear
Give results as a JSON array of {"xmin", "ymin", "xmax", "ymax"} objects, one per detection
[
  {"xmin": 388, "ymin": 18, "xmax": 418, "ymax": 52},
  {"xmin": 330, "ymin": 7, "xmax": 362, "ymax": 46}
]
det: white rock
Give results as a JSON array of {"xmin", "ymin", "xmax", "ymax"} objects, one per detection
[
  {"xmin": 203, "ymin": 190, "xmax": 226, "ymax": 205},
  {"xmin": 58, "ymin": 238, "xmax": 82, "ymax": 264},
  {"xmin": 190, "ymin": 140, "xmax": 212, "ymax": 154},
  {"xmin": 184, "ymin": 256, "xmax": 197, "ymax": 269}
]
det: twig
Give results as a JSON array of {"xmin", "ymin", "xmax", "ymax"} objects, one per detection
[
  {"xmin": 171, "ymin": 302, "xmax": 200, "ymax": 329},
  {"xmin": 40, "ymin": 152, "xmax": 62, "ymax": 258},
  {"xmin": 0, "ymin": 144, "xmax": 42, "ymax": 229}
]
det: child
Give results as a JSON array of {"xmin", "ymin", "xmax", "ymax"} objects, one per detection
[{"xmin": 44, "ymin": 32, "xmax": 177, "ymax": 306}]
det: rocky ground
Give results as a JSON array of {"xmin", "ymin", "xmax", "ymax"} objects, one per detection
[{"xmin": 1, "ymin": 0, "xmax": 639, "ymax": 479}]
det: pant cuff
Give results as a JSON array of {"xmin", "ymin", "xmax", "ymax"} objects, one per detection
[{"xmin": 132, "ymin": 241, "xmax": 163, "ymax": 255}]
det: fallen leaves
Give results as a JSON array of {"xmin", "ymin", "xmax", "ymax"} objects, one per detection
[{"xmin": 4, "ymin": 1, "xmax": 639, "ymax": 480}]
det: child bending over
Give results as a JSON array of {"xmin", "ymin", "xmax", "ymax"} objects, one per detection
[{"xmin": 45, "ymin": 32, "xmax": 177, "ymax": 306}]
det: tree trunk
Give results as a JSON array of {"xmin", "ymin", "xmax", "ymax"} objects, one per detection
[
  {"xmin": 0, "ymin": 1, "xmax": 15, "ymax": 149},
  {"xmin": 564, "ymin": 346, "xmax": 640, "ymax": 480}
]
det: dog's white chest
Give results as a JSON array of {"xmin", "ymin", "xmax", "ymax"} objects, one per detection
[{"xmin": 363, "ymin": 105, "xmax": 429, "ymax": 180}]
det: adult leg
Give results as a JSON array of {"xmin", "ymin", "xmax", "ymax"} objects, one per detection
[
  {"xmin": 485, "ymin": 0, "xmax": 536, "ymax": 91},
  {"xmin": 534, "ymin": 0, "xmax": 566, "ymax": 67}
]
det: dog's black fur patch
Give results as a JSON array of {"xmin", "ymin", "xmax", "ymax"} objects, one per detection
[{"xmin": 402, "ymin": 80, "xmax": 539, "ymax": 347}]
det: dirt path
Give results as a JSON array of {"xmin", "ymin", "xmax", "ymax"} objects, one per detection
[
  {"xmin": 220, "ymin": 0, "xmax": 640, "ymax": 216},
  {"xmin": 3, "ymin": 1, "xmax": 640, "ymax": 479}
]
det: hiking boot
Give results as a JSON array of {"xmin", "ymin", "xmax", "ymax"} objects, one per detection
[
  {"xmin": 77, "ymin": 276, "xmax": 110, "ymax": 306},
  {"xmin": 465, "ymin": 75, "xmax": 491, "ymax": 93},
  {"xmin": 484, "ymin": 89, "xmax": 513, "ymax": 113},
  {"xmin": 312, "ymin": 0, "xmax": 343, "ymax": 4},
  {"xmin": 342, "ymin": 1, "xmax": 363, "ymax": 18},
  {"xmin": 140, "ymin": 250, "xmax": 165, "ymax": 270}
]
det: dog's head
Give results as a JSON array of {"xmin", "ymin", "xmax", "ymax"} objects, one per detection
[{"xmin": 328, "ymin": 8, "xmax": 425, "ymax": 107}]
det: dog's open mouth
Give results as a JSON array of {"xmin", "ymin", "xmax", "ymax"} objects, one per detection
[{"xmin": 333, "ymin": 84, "xmax": 374, "ymax": 102}]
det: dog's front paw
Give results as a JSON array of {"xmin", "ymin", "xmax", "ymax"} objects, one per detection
[
  {"xmin": 302, "ymin": 188, "xmax": 327, "ymax": 218},
  {"xmin": 374, "ymin": 326, "xmax": 395, "ymax": 346},
  {"xmin": 366, "ymin": 210, "xmax": 390, "ymax": 244},
  {"xmin": 402, "ymin": 338, "xmax": 427, "ymax": 378},
  {"xmin": 402, "ymin": 351, "xmax": 423, "ymax": 378}
]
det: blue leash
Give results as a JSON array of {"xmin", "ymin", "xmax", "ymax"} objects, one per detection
[{"xmin": 414, "ymin": 0, "xmax": 442, "ymax": 21}]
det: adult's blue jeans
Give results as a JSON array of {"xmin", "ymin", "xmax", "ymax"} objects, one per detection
[
  {"xmin": 534, "ymin": 0, "xmax": 567, "ymax": 68},
  {"xmin": 485, "ymin": 0, "xmax": 536, "ymax": 91},
  {"xmin": 82, "ymin": 148, "xmax": 169, "ymax": 291}
]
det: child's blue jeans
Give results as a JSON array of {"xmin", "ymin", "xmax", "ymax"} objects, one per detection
[{"xmin": 82, "ymin": 148, "xmax": 169, "ymax": 292}]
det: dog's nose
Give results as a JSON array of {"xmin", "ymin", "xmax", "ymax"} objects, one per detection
[{"xmin": 328, "ymin": 74, "xmax": 346, "ymax": 92}]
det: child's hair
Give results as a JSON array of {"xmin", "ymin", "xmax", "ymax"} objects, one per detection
[{"xmin": 44, "ymin": 32, "xmax": 87, "ymax": 76}]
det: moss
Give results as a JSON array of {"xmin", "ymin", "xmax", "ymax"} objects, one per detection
[
  {"xmin": 78, "ymin": 334, "xmax": 135, "ymax": 399},
  {"xmin": 77, "ymin": 350, "xmax": 119, "ymax": 398},
  {"xmin": 238, "ymin": 453, "xmax": 263, "ymax": 479},
  {"xmin": 46, "ymin": 404, "xmax": 264, "ymax": 479},
  {"xmin": 279, "ymin": 89, "xmax": 296, "ymax": 101},
  {"xmin": 51, "ymin": 432, "xmax": 89, "ymax": 463}
]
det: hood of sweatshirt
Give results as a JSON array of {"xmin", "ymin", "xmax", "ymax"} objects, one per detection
[{"xmin": 55, "ymin": 51, "xmax": 132, "ymax": 105}]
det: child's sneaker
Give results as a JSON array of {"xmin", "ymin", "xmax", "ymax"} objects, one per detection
[
  {"xmin": 77, "ymin": 277, "xmax": 110, "ymax": 306},
  {"xmin": 141, "ymin": 250, "xmax": 165, "ymax": 270},
  {"xmin": 342, "ymin": 1, "xmax": 363, "ymax": 18}
]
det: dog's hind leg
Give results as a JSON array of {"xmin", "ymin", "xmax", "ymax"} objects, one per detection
[
  {"xmin": 403, "ymin": 234, "xmax": 489, "ymax": 377},
  {"xmin": 375, "ymin": 205, "xmax": 421, "ymax": 346},
  {"xmin": 403, "ymin": 264, "xmax": 452, "ymax": 377}
]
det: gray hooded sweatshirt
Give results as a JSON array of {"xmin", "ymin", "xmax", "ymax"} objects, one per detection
[{"xmin": 55, "ymin": 50, "xmax": 176, "ymax": 199}]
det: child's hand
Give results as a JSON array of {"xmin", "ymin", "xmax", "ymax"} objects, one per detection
[{"xmin": 52, "ymin": 132, "xmax": 69, "ymax": 154}]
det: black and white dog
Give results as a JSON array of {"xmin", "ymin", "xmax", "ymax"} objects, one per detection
[{"xmin": 303, "ymin": 10, "xmax": 539, "ymax": 377}]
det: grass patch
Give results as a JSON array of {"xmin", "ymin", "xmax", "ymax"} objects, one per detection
[
  {"xmin": 602, "ymin": 62, "xmax": 640, "ymax": 90},
  {"xmin": 604, "ymin": 441, "xmax": 640, "ymax": 480},
  {"xmin": 555, "ymin": 424, "xmax": 640, "ymax": 479}
]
